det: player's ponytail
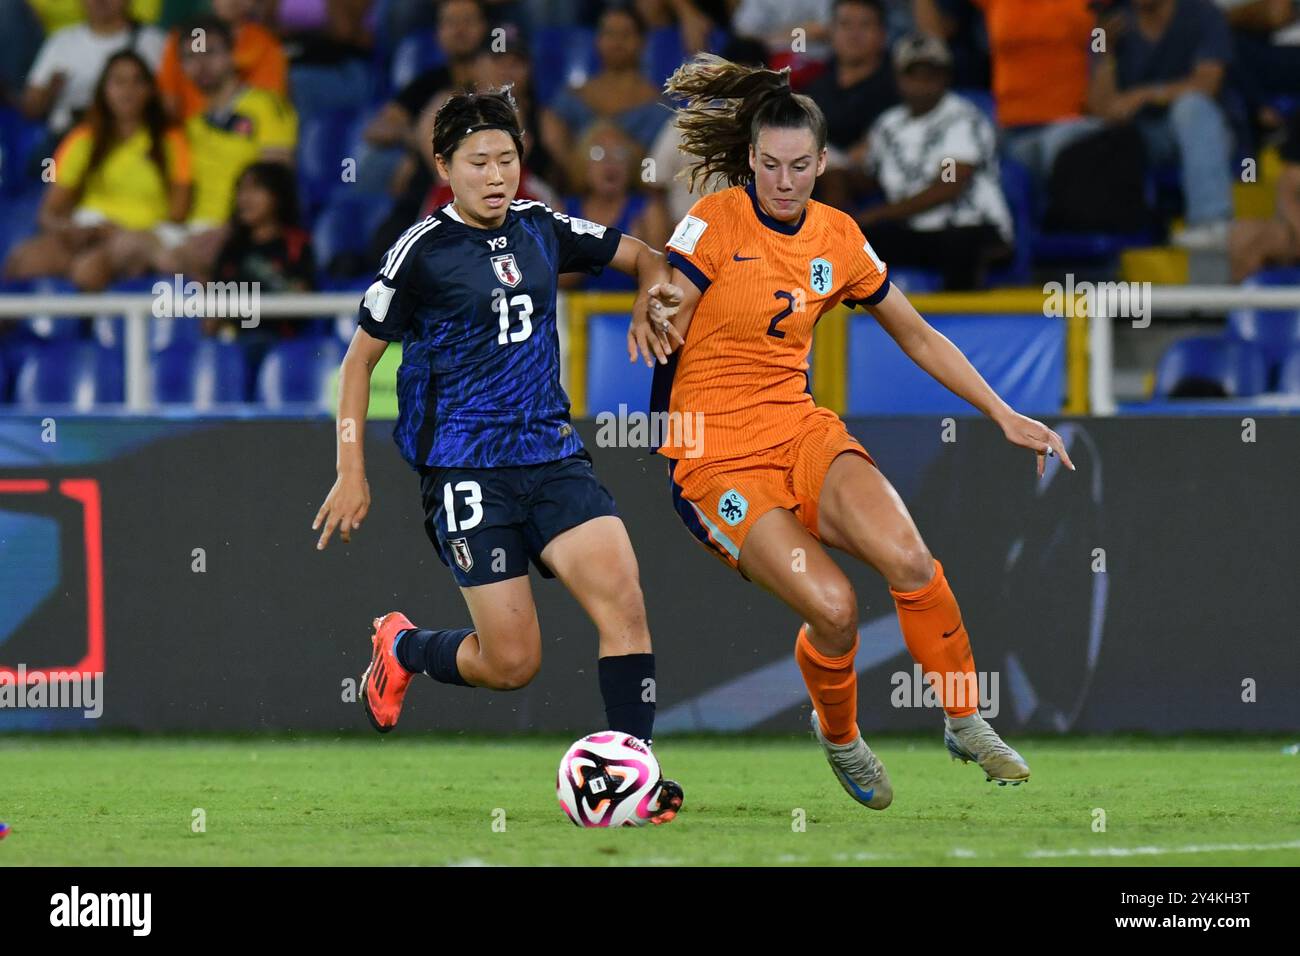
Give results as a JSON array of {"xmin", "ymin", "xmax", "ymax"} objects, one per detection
[
  {"xmin": 432, "ymin": 86, "xmax": 526, "ymax": 162},
  {"xmin": 665, "ymin": 53, "xmax": 828, "ymax": 190}
]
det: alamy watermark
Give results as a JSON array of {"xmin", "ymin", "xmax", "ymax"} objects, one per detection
[
  {"xmin": 0, "ymin": 664, "xmax": 103, "ymax": 718},
  {"xmin": 1043, "ymin": 274, "xmax": 1152, "ymax": 329},
  {"xmin": 890, "ymin": 664, "xmax": 999, "ymax": 718},
  {"xmin": 152, "ymin": 274, "xmax": 261, "ymax": 329},
  {"xmin": 594, "ymin": 404, "xmax": 705, "ymax": 458}
]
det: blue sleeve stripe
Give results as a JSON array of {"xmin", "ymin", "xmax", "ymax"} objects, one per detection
[
  {"xmin": 666, "ymin": 250, "xmax": 711, "ymax": 294},
  {"xmin": 845, "ymin": 277, "xmax": 892, "ymax": 310}
]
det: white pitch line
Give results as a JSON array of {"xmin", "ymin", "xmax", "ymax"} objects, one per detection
[{"xmin": 1023, "ymin": 839, "xmax": 1300, "ymax": 859}]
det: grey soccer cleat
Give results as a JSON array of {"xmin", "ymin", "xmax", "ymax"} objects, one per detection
[
  {"xmin": 810, "ymin": 710, "xmax": 893, "ymax": 810},
  {"xmin": 944, "ymin": 713, "xmax": 1030, "ymax": 785}
]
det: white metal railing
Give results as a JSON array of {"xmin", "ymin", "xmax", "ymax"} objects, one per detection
[{"xmin": 0, "ymin": 286, "xmax": 1296, "ymax": 414}]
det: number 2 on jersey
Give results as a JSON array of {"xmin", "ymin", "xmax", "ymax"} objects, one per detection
[{"xmin": 767, "ymin": 290, "xmax": 796, "ymax": 339}]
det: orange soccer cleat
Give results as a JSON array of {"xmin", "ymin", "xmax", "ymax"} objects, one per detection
[{"xmin": 360, "ymin": 611, "xmax": 416, "ymax": 733}]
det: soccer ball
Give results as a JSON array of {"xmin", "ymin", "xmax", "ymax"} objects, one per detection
[{"xmin": 557, "ymin": 731, "xmax": 661, "ymax": 827}]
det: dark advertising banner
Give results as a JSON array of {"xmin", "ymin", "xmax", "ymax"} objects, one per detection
[{"xmin": 0, "ymin": 416, "xmax": 1296, "ymax": 734}]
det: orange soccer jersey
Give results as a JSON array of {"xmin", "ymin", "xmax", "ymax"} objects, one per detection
[{"xmin": 656, "ymin": 182, "xmax": 890, "ymax": 461}]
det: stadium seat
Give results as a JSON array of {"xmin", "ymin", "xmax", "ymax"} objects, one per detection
[
  {"xmin": 1152, "ymin": 335, "xmax": 1269, "ymax": 399},
  {"xmin": 988, "ymin": 156, "xmax": 1033, "ymax": 286},
  {"xmin": 886, "ymin": 268, "xmax": 943, "ymax": 295},
  {"xmin": 297, "ymin": 110, "xmax": 359, "ymax": 214},
  {"xmin": 955, "ymin": 88, "xmax": 996, "ymax": 124},
  {"xmin": 312, "ymin": 192, "xmax": 394, "ymax": 281},
  {"xmin": 531, "ymin": 26, "xmax": 598, "ymax": 107},
  {"xmin": 153, "ymin": 338, "xmax": 249, "ymax": 406},
  {"xmin": 14, "ymin": 340, "xmax": 124, "ymax": 408},
  {"xmin": 0, "ymin": 190, "xmax": 42, "ymax": 260},
  {"xmin": 0, "ymin": 349, "xmax": 9, "ymax": 402},
  {"xmin": 0, "ymin": 107, "xmax": 46, "ymax": 196},
  {"xmin": 586, "ymin": 312, "xmax": 654, "ymax": 416},
  {"xmin": 25, "ymin": 277, "xmax": 88, "ymax": 339},
  {"xmin": 389, "ymin": 32, "xmax": 445, "ymax": 92},
  {"xmin": 256, "ymin": 337, "xmax": 345, "ymax": 408},
  {"xmin": 1226, "ymin": 267, "xmax": 1300, "ymax": 385},
  {"xmin": 1277, "ymin": 344, "xmax": 1300, "ymax": 395},
  {"xmin": 290, "ymin": 61, "xmax": 377, "ymax": 118}
]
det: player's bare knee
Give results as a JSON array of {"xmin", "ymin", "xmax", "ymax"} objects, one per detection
[
  {"xmin": 809, "ymin": 581, "xmax": 858, "ymax": 653},
  {"xmin": 888, "ymin": 541, "xmax": 935, "ymax": 592},
  {"xmin": 488, "ymin": 650, "xmax": 541, "ymax": 690}
]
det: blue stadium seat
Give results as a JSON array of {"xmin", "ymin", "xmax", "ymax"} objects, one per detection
[
  {"xmin": 1277, "ymin": 343, "xmax": 1300, "ymax": 395},
  {"xmin": 390, "ymin": 32, "xmax": 445, "ymax": 92},
  {"xmin": 531, "ymin": 26, "xmax": 598, "ymax": 107},
  {"xmin": 297, "ymin": 110, "xmax": 360, "ymax": 215},
  {"xmin": 988, "ymin": 156, "xmax": 1032, "ymax": 285},
  {"xmin": 25, "ymin": 277, "xmax": 88, "ymax": 339},
  {"xmin": 256, "ymin": 337, "xmax": 345, "ymax": 407},
  {"xmin": 312, "ymin": 192, "xmax": 394, "ymax": 280},
  {"xmin": 0, "ymin": 191, "xmax": 41, "ymax": 264},
  {"xmin": 290, "ymin": 61, "xmax": 377, "ymax": 118},
  {"xmin": 586, "ymin": 312, "xmax": 654, "ymax": 416},
  {"xmin": 0, "ymin": 349, "xmax": 9, "ymax": 402},
  {"xmin": 955, "ymin": 88, "xmax": 996, "ymax": 124},
  {"xmin": 153, "ymin": 339, "xmax": 249, "ymax": 405},
  {"xmin": 0, "ymin": 107, "xmax": 46, "ymax": 196},
  {"xmin": 14, "ymin": 340, "xmax": 124, "ymax": 408},
  {"xmin": 644, "ymin": 26, "xmax": 686, "ymax": 87},
  {"xmin": 1226, "ymin": 267, "xmax": 1300, "ymax": 384},
  {"xmin": 885, "ymin": 268, "xmax": 943, "ymax": 295},
  {"xmin": 1152, "ymin": 335, "xmax": 1269, "ymax": 398}
]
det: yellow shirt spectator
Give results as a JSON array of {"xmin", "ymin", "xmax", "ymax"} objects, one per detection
[
  {"xmin": 185, "ymin": 87, "xmax": 297, "ymax": 225},
  {"xmin": 53, "ymin": 122, "xmax": 191, "ymax": 230},
  {"xmin": 30, "ymin": 0, "xmax": 163, "ymax": 34}
]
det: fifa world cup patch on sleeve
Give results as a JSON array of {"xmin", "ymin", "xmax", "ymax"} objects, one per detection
[
  {"xmin": 363, "ymin": 280, "xmax": 395, "ymax": 322},
  {"xmin": 567, "ymin": 216, "xmax": 607, "ymax": 238},
  {"xmin": 668, "ymin": 215, "xmax": 708, "ymax": 255},
  {"xmin": 863, "ymin": 237, "xmax": 886, "ymax": 273}
]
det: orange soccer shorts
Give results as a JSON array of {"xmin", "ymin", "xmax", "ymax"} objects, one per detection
[{"xmin": 667, "ymin": 407, "xmax": 875, "ymax": 571}]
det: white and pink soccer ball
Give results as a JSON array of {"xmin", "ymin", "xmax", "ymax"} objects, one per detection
[{"xmin": 557, "ymin": 731, "xmax": 661, "ymax": 828}]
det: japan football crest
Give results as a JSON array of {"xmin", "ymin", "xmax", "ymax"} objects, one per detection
[
  {"xmin": 491, "ymin": 254, "xmax": 522, "ymax": 288},
  {"xmin": 449, "ymin": 537, "xmax": 473, "ymax": 572}
]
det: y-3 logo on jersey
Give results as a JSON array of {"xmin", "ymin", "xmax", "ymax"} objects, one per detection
[
  {"xmin": 486, "ymin": 236, "xmax": 508, "ymax": 251},
  {"xmin": 491, "ymin": 254, "xmax": 522, "ymax": 287}
]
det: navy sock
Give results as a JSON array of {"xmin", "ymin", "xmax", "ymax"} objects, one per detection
[
  {"xmin": 598, "ymin": 653, "xmax": 656, "ymax": 744},
  {"xmin": 394, "ymin": 628, "xmax": 473, "ymax": 686}
]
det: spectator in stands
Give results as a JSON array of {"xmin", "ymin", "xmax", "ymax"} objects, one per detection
[
  {"xmin": 975, "ymin": 0, "xmax": 1100, "ymax": 186},
  {"xmin": 1228, "ymin": 106, "xmax": 1300, "ymax": 280},
  {"xmin": 1215, "ymin": 0, "xmax": 1300, "ymax": 134},
  {"xmin": 157, "ymin": 0, "xmax": 288, "ymax": 121},
  {"xmin": 912, "ymin": 0, "xmax": 991, "ymax": 88},
  {"xmin": 0, "ymin": 0, "xmax": 45, "ymax": 107},
  {"xmin": 206, "ymin": 161, "xmax": 315, "ymax": 359},
  {"xmin": 362, "ymin": 0, "xmax": 487, "ymax": 155},
  {"xmin": 22, "ymin": 0, "xmax": 167, "ymax": 154},
  {"xmin": 1088, "ymin": 0, "xmax": 1236, "ymax": 251},
  {"xmin": 4, "ymin": 49, "xmax": 190, "ymax": 289},
  {"xmin": 856, "ymin": 34, "xmax": 1013, "ymax": 289},
  {"xmin": 559, "ymin": 120, "xmax": 668, "ymax": 287},
  {"xmin": 636, "ymin": 0, "xmax": 729, "ymax": 54},
  {"xmin": 805, "ymin": 0, "xmax": 898, "ymax": 153},
  {"xmin": 150, "ymin": 15, "xmax": 297, "ymax": 280},
  {"xmin": 540, "ymin": 5, "xmax": 670, "ymax": 191},
  {"xmin": 730, "ymin": 0, "xmax": 833, "ymax": 62}
]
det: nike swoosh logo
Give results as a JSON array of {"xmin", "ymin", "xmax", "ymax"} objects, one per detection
[
  {"xmin": 942, "ymin": 619, "xmax": 963, "ymax": 638},
  {"xmin": 732, "ymin": 253, "xmax": 760, "ymax": 261}
]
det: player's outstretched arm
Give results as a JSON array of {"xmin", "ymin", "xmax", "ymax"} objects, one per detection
[
  {"xmin": 869, "ymin": 283, "xmax": 1074, "ymax": 477},
  {"xmin": 313, "ymin": 327, "xmax": 389, "ymax": 550},
  {"xmin": 608, "ymin": 234, "xmax": 686, "ymax": 366}
]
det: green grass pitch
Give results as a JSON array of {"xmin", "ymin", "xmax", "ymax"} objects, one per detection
[{"xmin": 1, "ymin": 735, "xmax": 1296, "ymax": 866}]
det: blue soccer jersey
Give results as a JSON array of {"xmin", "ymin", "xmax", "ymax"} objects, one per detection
[{"xmin": 358, "ymin": 199, "xmax": 623, "ymax": 468}]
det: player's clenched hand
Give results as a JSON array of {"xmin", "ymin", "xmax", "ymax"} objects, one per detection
[
  {"xmin": 997, "ymin": 411, "xmax": 1075, "ymax": 478},
  {"xmin": 628, "ymin": 282, "xmax": 686, "ymax": 367},
  {"xmin": 313, "ymin": 472, "xmax": 371, "ymax": 550}
]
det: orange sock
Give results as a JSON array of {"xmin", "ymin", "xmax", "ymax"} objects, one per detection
[
  {"xmin": 890, "ymin": 558, "xmax": 978, "ymax": 718},
  {"xmin": 794, "ymin": 625, "xmax": 859, "ymax": 744}
]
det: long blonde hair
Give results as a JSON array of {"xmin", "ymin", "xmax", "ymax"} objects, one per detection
[{"xmin": 665, "ymin": 53, "xmax": 828, "ymax": 191}]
